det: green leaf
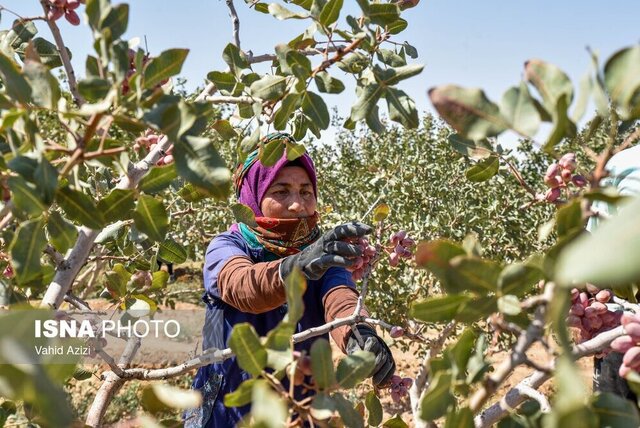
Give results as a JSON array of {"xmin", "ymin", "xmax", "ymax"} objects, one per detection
[
  {"xmin": 139, "ymin": 164, "xmax": 177, "ymax": 194},
  {"xmin": 571, "ymin": 71, "xmax": 592, "ymax": 123},
  {"xmin": 56, "ymin": 186, "xmax": 105, "ymax": 229},
  {"xmin": 444, "ymin": 407, "xmax": 474, "ymax": 428},
  {"xmin": 85, "ymin": 0, "xmax": 110, "ymax": 30},
  {"xmin": 404, "ymin": 42, "xmax": 418, "ymax": 59},
  {"xmin": 446, "ymin": 256, "xmax": 501, "ymax": 294},
  {"xmin": 455, "ymin": 296, "xmax": 498, "ymax": 323},
  {"xmin": 250, "ymin": 380, "xmax": 288, "ymax": 427},
  {"xmin": 224, "ymin": 379, "xmax": 256, "ymax": 407},
  {"xmin": 228, "ymin": 323, "xmax": 267, "ymax": 376},
  {"xmin": 132, "ymin": 195, "xmax": 169, "ymax": 242},
  {"xmin": 211, "ymin": 119, "xmax": 238, "ymax": 140},
  {"xmin": 177, "ymin": 183, "xmax": 209, "ymax": 202},
  {"xmin": 419, "ymin": 371, "xmax": 454, "ymax": 421},
  {"xmin": 310, "ymin": 392, "xmax": 336, "ymax": 421},
  {"xmin": 337, "ymin": 51, "xmax": 369, "ymax": 74},
  {"xmin": 382, "ymin": 414, "xmax": 409, "ymax": 428},
  {"xmin": 0, "ymin": 52, "xmax": 31, "ymax": 104},
  {"xmin": 556, "ymin": 196, "xmax": 640, "ymax": 287},
  {"xmin": 372, "ymin": 203, "xmax": 390, "ymax": 222},
  {"xmin": 543, "ymin": 93, "xmax": 577, "ymax": 153},
  {"xmin": 284, "ymin": 267, "xmax": 306, "ymax": 324},
  {"xmin": 498, "ymin": 295, "xmax": 521, "ymax": 316},
  {"xmin": 10, "ymin": 218, "xmax": 46, "ymax": 284},
  {"xmin": 101, "ymin": 4, "xmax": 129, "ymax": 40},
  {"xmin": 174, "ymin": 136, "xmax": 231, "ymax": 199},
  {"xmin": 429, "ymin": 84, "xmax": 508, "ymax": 141},
  {"xmin": 77, "ymin": 77, "xmax": 111, "ymax": 103},
  {"xmin": 301, "ymin": 91, "xmax": 330, "ymax": 130},
  {"xmin": 351, "ymin": 83, "xmax": 384, "ymax": 122},
  {"xmin": 365, "ymin": 390, "xmax": 383, "ymax": 426},
  {"xmin": 319, "ymin": 0, "xmax": 342, "ymax": 26},
  {"xmin": 222, "ymin": 43, "xmax": 248, "ymax": 77},
  {"xmin": 448, "ymin": 134, "xmax": 493, "ymax": 160},
  {"xmin": 97, "ymin": 189, "xmax": 135, "ymax": 223},
  {"xmin": 556, "ymin": 199, "xmax": 583, "ymax": 238},
  {"xmin": 499, "ymin": 83, "xmax": 541, "ymax": 137},
  {"xmin": 466, "ymin": 156, "xmax": 499, "ymax": 182},
  {"xmin": 230, "ymin": 203, "xmax": 258, "ymax": 227},
  {"xmin": 592, "ymin": 392, "xmax": 640, "ymax": 427},
  {"xmin": 274, "ymin": 93, "xmax": 301, "ymax": 130},
  {"xmin": 258, "ymin": 138, "xmax": 286, "ymax": 166},
  {"xmin": 265, "ymin": 321, "xmax": 295, "ymax": 351},
  {"xmin": 448, "ymin": 328, "xmax": 477, "ymax": 378},
  {"xmin": 268, "ymin": 3, "xmax": 309, "ymax": 19},
  {"xmin": 367, "ymin": 3, "xmax": 400, "ymax": 26},
  {"xmin": 386, "ymin": 87, "xmax": 419, "ymax": 128},
  {"xmin": 377, "ymin": 49, "xmax": 406, "ymax": 67},
  {"xmin": 140, "ymin": 384, "xmax": 202, "ymax": 414},
  {"xmin": 414, "ymin": 240, "xmax": 466, "ymax": 286},
  {"xmin": 387, "ymin": 18, "xmax": 408, "ymax": 35},
  {"xmin": 158, "ymin": 238, "xmax": 188, "ymax": 264},
  {"xmin": 604, "ymin": 45, "xmax": 640, "ymax": 119},
  {"xmin": 7, "ymin": 176, "xmax": 46, "ymax": 217},
  {"xmin": 314, "ymin": 71, "xmax": 345, "ymax": 94},
  {"xmin": 498, "ymin": 263, "xmax": 543, "ymax": 297},
  {"xmin": 333, "ymin": 393, "xmax": 364, "ymax": 428},
  {"xmin": 410, "ymin": 295, "xmax": 471, "ymax": 323},
  {"xmin": 310, "ymin": 338, "xmax": 335, "ymax": 390},
  {"xmin": 143, "ymin": 48, "xmax": 189, "ymax": 89},
  {"xmin": 206, "ymin": 71, "xmax": 238, "ymax": 93},
  {"xmin": 15, "ymin": 37, "xmax": 67, "ymax": 69},
  {"xmin": 151, "ymin": 270, "xmax": 169, "ymax": 290},
  {"xmin": 250, "ymin": 75, "xmax": 287, "ymax": 100},
  {"xmin": 23, "ymin": 57, "xmax": 60, "ymax": 109},
  {"xmin": 285, "ymin": 141, "xmax": 306, "ymax": 160},
  {"xmin": 47, "ymin": 211, "xmax": 77, "ymax": 254},
  {"xmin": 336, "ymin": 350, "xmax": 375, "ymax": 388},
  {"xmin": 7, "ymin": 156, "xmax": 37, "ymax": 181},
  {"xmin": 376, "ymin": 64, "xmax": 424, "ymax": 86},
  {"xmin": 3, "ymin": 20, "xmax": 37, "ymax": 50},
  {"xmin": 524, "ymin": 59, "xmax": 574, "ymax": 113}
]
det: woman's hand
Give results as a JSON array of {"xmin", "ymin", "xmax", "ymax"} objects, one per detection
[
  {"xmin": 345, "ymin": 324, "xmax": 396, "ymax": 387},
  {"xmin": 279, "ymin": 222, "xmax": 372, "ymax": 280}
]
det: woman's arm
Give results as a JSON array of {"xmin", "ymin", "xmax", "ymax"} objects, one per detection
[
  {"xmin": 217, "ymin": 256, "xmax": 286, "ymax": 314},
  {"xmin": 323, "ymin": 286, "xmax": 370, "ymax": 353}
]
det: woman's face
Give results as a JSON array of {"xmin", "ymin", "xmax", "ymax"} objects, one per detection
[{"xmin": 260, "ymin": 166, "xmax": 316, "ymax": 218}]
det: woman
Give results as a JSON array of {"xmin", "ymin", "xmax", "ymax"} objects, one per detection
[{"xmin": 186, "ymin": 133, "xmax": 395, "ymax": 427}]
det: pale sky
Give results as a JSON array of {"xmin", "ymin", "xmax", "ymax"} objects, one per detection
[{"xmin": 2, "ymin": 1, "xmax": 639, "ymax": 143}]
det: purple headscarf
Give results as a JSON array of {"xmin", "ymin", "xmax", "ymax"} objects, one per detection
[{"xmin": 235, "ymin": 133, "xmax": 318, "ymax": 216}]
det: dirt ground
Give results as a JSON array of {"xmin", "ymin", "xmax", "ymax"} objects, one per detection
[{"xmin": 60, "ymin": 298, "xmax": 594, "ymax": 427}]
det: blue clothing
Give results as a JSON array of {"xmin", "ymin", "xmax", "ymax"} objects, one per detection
[{"xmin": 185, "ymin": 231, "xmax": 355, "ymax": 427}]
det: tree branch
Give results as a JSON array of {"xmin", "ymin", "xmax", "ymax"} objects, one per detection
[
  {"xmin": 204, "ymin": 95, "xmax": 257, "ymax": 104},
  {"xmin": 474, "ymin": 325, "xmax": 625, "ymax": 428},
  {"xmin": 226, "ymin": 0, "xmax": 241, "ymax": 49},
  {"xmin": 40, "ymin": 136, "xmax": 173, "ymax": 309},
  {"xmin": 38, "ymin": 0, "xmax": 84, "ymax": 105}
]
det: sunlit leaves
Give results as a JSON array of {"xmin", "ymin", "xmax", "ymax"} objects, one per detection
[
  {"xmin": 283, "ymin": 267, "xmax": 306, "ymax": 324},
  {"xmin": 46, "ymin": 211, "xmax": 77, "ymax": 254},
  {"xmin": 524, "ymin": 59, "xmax": 574, "ymax": 113},
  {"xmin": 140, "ymin": 384, "xmax": 202, "ymax": 414},
  {"xmin": 224, "ymin": 379, "xmax": 256, "ymax": 407},
  {"xmin": 310, "ymin": 338, "xmax": 335, "ymax": 390},
  {"xmin": 173, "ymin": 136, "xmax": 231, "ymax": 199},
  {"xmin": 336, "ymin": 350, "xmax": 375, "ymax": 388},
  {"xmin": 498, "ymin": 262, "xmax": 543, "ymax": 297},
  {"xmin": 365, "ymin": 390, "xmax": 383, "ymax": 426},
  {"xmin": 57, "ymin": 186, "xmax": 105, "ymax": 229},
  {"xmin": 250, "ymin": 380, "xmax": 287, "ymax": 427},
  {"xmin": 372, "ymin": 203, "xmax": 390, "ymax": 222},
  {"xmin": 132, "ymin": 195, "xmax": 168, "ymax": 242},
  {"xmin": 158, "ymin": 238, "xmax": 188, "ymax": 264},
  {"xmin": 101, "ymin": 3, "xmax": 129, "ymax": 40},
  {"xmin": 228, "ymin": 323, "xmax": 267, "ymax": 377},
  {"xmin": 604, "ymin": 45, "xmax": 640, "ymax": 119},
  {"xmin": 302, "ymin": 90, "xmax": 330, "ymax": 129},
  {"xmin": 250, "ymin": 75, "xmax": 287, "ymax": 100},
  {"xmin": 429, "ymin": 85, "xmax": 507, "ymax": 141},
  {"xmin": 10, "ymin": 218, "xmax": 47, "ymax": 284},
  {"xmin": 499, "ymin": 83, "xmax": 540, "ymax": 137},
  {"xmin": 319, "ymin": 0, "xmax": 343, "ymax": 26},
  {"xmin": 0, "ymin": 52, "xmax": 31, "ymax": 104},
  {"xmin": 419, "ymin": 371, "xmax": 454, "ymax": 421},
  {"xmin": 410, "ymin": 295, "xmax": 471, "ymax": 323},
  {"xmin": 367, "ymin": 3, "xmax": 400, "ymax": 26},
  {"xmin": 351, "ymin": 83, "xmax": 383, "ymax": 122},
  {"xmin": 386, "ymin": 87, "xmax": 419, "ymax": 128},
  {"xmin": 465, "ymin": 156, "xmax": 499, "ymax": 182},
  {"xmin": 143, "ymin": 48, "xmax": 189, "ymax": 89},
  {"xmin": 258, "ymin": 138, "xmax": 285, "ymax": 166},
  {"xmin": 314, "ymin": 71, "xmax": 345, "ymax": 94},
  {"xmin": 268, "ymin": 3, "xmax": 309, "ymax": 20},
  {"xmin": 97, "ymin": 189, "xmax": 135, "ymax": 223},
  {"xmin": 23, "ymin": 54, "xmax": 61, "ymax": 109},
  {"xmin": 556, "ymin": 195, "xmax": 640, "ymax": 287}
]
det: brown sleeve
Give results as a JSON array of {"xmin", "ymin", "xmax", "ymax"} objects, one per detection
[
  {"xmin": 323, "ymin": 286, "xmax": 370, "ymax": 353},
  {"xmin": 217, "ymin": 256, "xmax": 286, "ymax": 314}
]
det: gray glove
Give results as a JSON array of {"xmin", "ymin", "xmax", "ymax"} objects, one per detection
[
  {"xmin": 346, "ymin": 325, "xmax": 396, "ymax": 387},
  {"xmin": 280, "ymin": 222, "xmax": 372, "ymax": 280}
]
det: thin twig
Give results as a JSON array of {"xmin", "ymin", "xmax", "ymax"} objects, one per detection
[{"xmin": 226, "ymin": 0, "xmax": 241, "ymax": 49}]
